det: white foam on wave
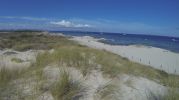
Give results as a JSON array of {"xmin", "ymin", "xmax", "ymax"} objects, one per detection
[{"xmin": 172, "ymin": 38, "xmax": 177, "ymax": 42}]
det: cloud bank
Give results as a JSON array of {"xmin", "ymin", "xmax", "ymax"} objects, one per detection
[
  {"xmin": 0, "ymin": 16, "xmax": 49, "ymax": 21},
  {"xmin": 50, "ymin": 20, "xmax": 91, "ymax": 28},
  {"xmin": 0, "ymin": 16, "xmax": 178, "ymax": 37}
]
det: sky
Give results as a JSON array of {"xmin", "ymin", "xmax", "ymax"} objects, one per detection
[{"xmin": 0, "ymin": 0, "xmax": 179, "ymax": 37}]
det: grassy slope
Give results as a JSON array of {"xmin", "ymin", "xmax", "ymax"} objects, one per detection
[
  {"xmin": 0, "ymin": 31, "xmax": 179, "ymax": 100},
  {"xmin": 0, "ymin": 31, "xmax": 76, "ymax": 51}
]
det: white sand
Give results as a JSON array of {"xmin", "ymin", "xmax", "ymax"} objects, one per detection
[
  {"xmin": 0, "ymin": 49, "xmax": 40, "ymax": 70},
  {"xmin": 113, "ymin": 74, "xmax": 167, "ymax": 100},
  {"xmin": 72, "ymin": 36, "xmax": 179, "ymax": 75}
]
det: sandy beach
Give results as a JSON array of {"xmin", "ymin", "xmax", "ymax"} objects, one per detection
[{"xmin": 72, "ymin": 36, "xmax": 179, "ymax": 75}]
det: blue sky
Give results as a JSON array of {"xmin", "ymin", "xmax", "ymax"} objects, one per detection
[{"xmin": 0, "ymin": 0, "xmax": 179, "ymax": 37}]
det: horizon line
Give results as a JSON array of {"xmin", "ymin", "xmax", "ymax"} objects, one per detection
[{"xmin": 0, "ymin": 29, "xmax": 179, "ymax": 38}]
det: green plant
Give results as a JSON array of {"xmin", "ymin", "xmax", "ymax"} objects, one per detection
[
  {"xmin": 0, "ymin": 67, "xmax": 23, "ymax": 87},
  {"xmin": 163, "ymin": 76, "xmax": 179, "ymax": 100},
  {"xmin": 51, "ymin": 71, "xmax": 86, "ymax": 100}
]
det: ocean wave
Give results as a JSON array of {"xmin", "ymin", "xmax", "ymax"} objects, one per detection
[{"xmin": 172, "ymin": 38, "xmax": 177, "ymax": 42}]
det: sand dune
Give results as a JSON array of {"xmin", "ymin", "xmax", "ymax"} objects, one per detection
[{"xmin": 72, "ymin": 36, "xmax": 179, "ymax": 75}]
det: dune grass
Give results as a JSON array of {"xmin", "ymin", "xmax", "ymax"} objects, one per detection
[
  {"xmin": 145, "ymin": 72, "xmax": 179, "ymax": 100},
  {"xmin": 35, "ymin": 45, "xmax": 179, "ymax": 88},
  {"xmin": 51, "ymin": 70, "xmax": 86, "ymax": 100},
  {"xmin": 0, "ymin": 67, "xmax": 24, "ymax": 88},
  {"xmin": 95, "ymin": 83, "xmax": 119, "ymax": 100},
  {"xmin": 163, "ymin": 76, "xmax": 179, "ymax": 100},
  {"xmin": 0, "ymin": 67, "xmax": 43, "ymax": 100},
  {"xmin": 164, "ymin": 90, "xmax": 179, "ymax": 100},
  {"xmin": 11, "ymin": 58, "xmax": 24, "ymax": 63},
  {"xmin": 35, "ymin": 46, "xmax": 95, "ymax": 76},
  {"xmin": 0, "ymin": 31, "xmax": 76, "ymax": 51}
]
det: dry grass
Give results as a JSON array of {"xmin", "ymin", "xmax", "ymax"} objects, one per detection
[
  {"xmin": 0, "ymin": 31, "xmax": 76, "ymax": 51},
  {"xmin": 163, "ymin": 76, "xmax": 179, "ymax": 100},
  {"xmin": 95, "ymin": 83, "xmax": 119, "ymax": 100},
  {"xmin": 0, "ymin": 67, "xmax": 24, "ymax": 87},
  {"xmin": 11, "ymin": 58, "xmax": 24, "ymax": 63},
  {"xmin": 35, "ymin": 45, "xmax": 179, "ymax": 88},
  {"xmin": 146, "ymin": 76, "xmax": 179, "ymax": 100},
  {"xmin": 51, "ymin": 70, "xmax": 86, "ymax": 100}
]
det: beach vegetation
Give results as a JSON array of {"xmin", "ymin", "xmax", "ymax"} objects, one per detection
[
  {"xmin": 35, "ymin": 45, "xmax": 179, "ymax": 87},
  {"xmin": 146, "ymin": 76, "xmax": 179, "ymax": 100},
  {"xmin": 51, "ymin": 70, "xmax": 86, "ymax": 100},
  {"xmin": 0, "ymin": 67, "xmax": 23, "ymax": 87},
  {"xmin": 0, "ymin": 31, "xmax": 76, "ymax": 51},
  {"xmin": 11, "ymin": 58, "xmax": 24, "ymax": 63},
  {"xmin": 95, "ymin": 83, "xmax": 119, "ymax": 100}
]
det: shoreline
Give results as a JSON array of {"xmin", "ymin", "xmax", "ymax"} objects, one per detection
[
  {"xmin": 98, "ymin": 39, "xmax": 179, "ymax": 53},
  {"xmin": 71, "ymin": 36, "xmax": 179, "ymax": 75},
  {"xmin": 50, "ymin": 31, "xmax": 179, "ymax": 53}
]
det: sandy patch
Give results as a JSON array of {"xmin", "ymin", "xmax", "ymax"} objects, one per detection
[
  {"xmin": 0, "ymin": 49, "xmax": 40, "ymax": 70},
  {"xmin": 113, "ymin": 74, "xmax": 167, "ymax": 100}
]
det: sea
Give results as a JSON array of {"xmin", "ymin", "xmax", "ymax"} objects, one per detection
[{"xmin": 51, "ymin": 31, "xmax": 179, "ymax": 53}]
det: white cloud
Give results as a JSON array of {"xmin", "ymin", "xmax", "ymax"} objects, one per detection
[
  {"xmin": 0, "ymin": 16, "xmax": 49, "ymax": 21},
  {"xmin": 20, "ymin": 17, "xmax": 48, "ymax": 21},
  {"xmin": 51, "ymin": 20, "xmax": 72, "ymax": 27},
  {"xmin": 75, "ymin": 24, "xmax": 91, "ymax": 28},
  {"xmin": 50, "ymin": 20, "xmax": 91, "ymax": 28}
]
